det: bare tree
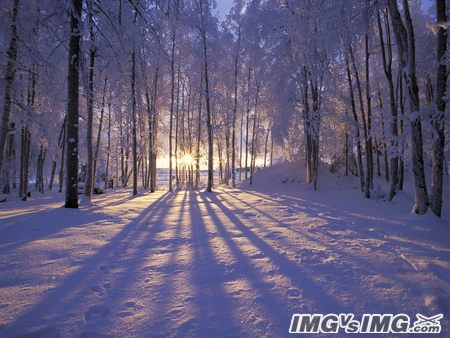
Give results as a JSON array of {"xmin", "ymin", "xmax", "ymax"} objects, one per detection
[
  {"xmin": 65, "ymin": 0, "xmax": 83, "ymax": 208},
  {"xmin": 430, "ymin": 0, "xmax": 447, "ymax": 217},
  {"xmin": 377, "ymin": 9, "xmax": 399, "ymax": 200},
  {"xmin": 131, "ymin": 49, "xmax": 137, "ymax": 195},
  {"xmin": 388, "ymin": 0, "xmax": 429, "ymax": 214},
  {"xmin": 198, "ymin": 0, "xmax": 214, "ymax": 192},
  {"xmin": 85, "ymin": 0, "xmax": 96, "ymax": 200},
  {"xmin": 231, "ymin": 29, "xmax": 241, "ymax": 187},
  {"xmin": 0, "ymin": 0, "xmax": 19, "ymax": 192}
]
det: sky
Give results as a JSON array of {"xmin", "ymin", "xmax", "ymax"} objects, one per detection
[{"xmin": 215, "ymin": 0, "xmax": 234, "ymax": 20}]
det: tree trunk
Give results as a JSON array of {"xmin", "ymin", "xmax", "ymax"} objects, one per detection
[
  {"xmin": 365, "ymin": 34, "xmax": 374, "ymax": 189},
  {"xmin": 397, "ymin": 69, "xmax": 405, "ymax": 191},
  {"xmin": 270, "ymin": 129, "xmax": 274, "ymax": 166},
  {"xmin": 430, "ymin": 0, "xmax": 447, "ymax": 217},
  {"xmin": 0, "ymin": 0, "xmax": 19, "ymax": 187},
  {"xmin": 64, "ymin": 0, "xmax": 82, "ymax": 208},
  {"xmin": 345, "ymin": 56, "xmax": 365, "ymax": 192},
  {"xmin": 169, "ymin": 32, "xmax": 176, "ymax": 192},
  {"xmin": 36, "ymin": 145, "xmax": 45, "ymax": 193},
  {"xmin": 85, "ymin": 2, "xmax": 96, "ymax": 200},
  {"xmin": 231, "ymin": 29, "xmax": 240, "ymax": 187},
  {"xmin": 150, "ymin": 59, "xmax": 159, "ymax": 193},
  {"xmin": 131, "ymin": 49, "xmax": 137, "ymax": 195},
  {"xmin": 379, "ymin": 92, "xmax": 390, "ymax": 182},
  {"xmin": 19, "ymin": 126, "xmax": 30, "ymax": 200},
  {"xmin": 245, "ymin": 67, "xmax": 251, "ymax": 180},
  {"xmin": 49, "ymin": 160, "xmax": 57, "ymax": 191},
  {"xmin": 59, "ymin": 117, "xmax": 66, "ymax": 192},
  {"xmin": 218, "ymin": 139, "xmax": 223, "ymax": 183},
  {"xmin": 388, "ymin": 0, "xmax": 429, "ymax": 214},
  {"xmin": 375, "ymin": 138, "xmax": 381, "ymax": 177},
  {"xmin": 200, "ymin": 22, "xmax": 213, "ymax": 192},
  {"xmin": 249, "ymin": 82, "xmax": 260, "ymax": 185},
  {"xmin": 378, "ymin": 9, "xmax": 399, "ymax": 200},
  {"xmin": 175, "ymin": 61, "xmax": 181, "ymax": 188},
  {"xmin": 105, "ymin": 97, "xmax": 111, "ymax": 190},
  {"xmin": 263, "ymin": 125, "xmax": 270, "ymax": 168},
  {"xmin": 350, "ymin": 44, "xmax": 370, "ymax": 198},
  {"xmin": 93, "ymin": 76, "xmax": 107, "ymax": 187},
  {"xmin": 225, "ymin": 114, "xmax": 230, "ymax": 185},
  {"xmin": 196, "ymin": 71, "xmax": 203, "ymax": 188}
]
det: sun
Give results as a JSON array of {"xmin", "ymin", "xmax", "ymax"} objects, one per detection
[{"xmin": 181, "ymin": 153, "xmax": 194, "ymax": 166}]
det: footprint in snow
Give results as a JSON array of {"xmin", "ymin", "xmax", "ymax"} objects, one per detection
[
  {"xmin": 117, "ymin": 310, "xmax": 134, "ymax": 318},
  {"xmin": 91, "ymin": 285, "xmax": 104, "ymax": 295},
  {"xmin": 98, "ymin": 265, "xmax": 108, "ymax": 272},
  {"xmin": 84, "ymin": 305, "xmax": 109, "ymax": 321},
  {"xmin": 287, "ymin": 288, "xmax": 301, "ymax": 298}
]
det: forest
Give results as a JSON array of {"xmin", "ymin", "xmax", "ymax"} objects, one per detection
[{"xmin": 0, "ymin": 0, "xmax": 448, "ymax": 336}]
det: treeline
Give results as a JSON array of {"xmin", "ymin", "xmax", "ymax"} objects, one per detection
[{"xmin": 0, "ymin": 0, "xmax": 446, "ymax": 217}]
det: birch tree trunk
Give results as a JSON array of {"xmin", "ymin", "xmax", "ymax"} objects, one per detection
[
  {"xmin": 131, "ymin": 49, "xmax": 137, "ymax": 196},
  {"xmin": 249, "ymin": 82, "xmax": 260, "ymax": 185},
  {"xmin": 0, "ymin": 0, "xmax": 19, "ymax": 191},
  {"xmin": 263, "ymin": 125, "xmax": 270, "ymax": 168},
  {"xmin": 64, "ymin": 0, "xmax": 82, "ymax": 208},
  {"xmin": 245, "ymin": 67, "xmax": 251, "ymax": 180},
  {"xmin": 378, "ymin": 9, "xmax": 399, "ymax": 200},
  {"xmin": 365, "ymin": 34, "xmax": 374, "ymax": 189},
  {"xmin": 19, "ymin": 126, "xmax": 30, "ymax": 200},
  {"xmin": 93, "ymin": 76, "xmax": 107, "ymax": 187},
  {"xmin": 198, "ymin": 0, "xmax": 214, "ymax": 192},
  {"xmin": 49, "ymin": 160, "xmax": 57, "ymax": 191},
  {"xmin": 388, "ymin": 0, "xmax": 429, "ymax": 214},
  {"xmin": 345, "ymin": 57, "xmax": 365, "ymax": 192},
  {"xmin": 150, "ymin": 60, "xmax": 159, "ymax": 193},
  {"xmin": 350, "ymin": 44, "xmax": 371, "ymax": 198},
  {"xmin": 231, "ymin": 29, "xmax": 241, "ymax": 187},
  {"xmin": 85, "ymin": 2, "xmax": 96, "ymax": 200},
  {"xmin": 58, "ymin": 117, "xmax": 66, "ymax": 192},
  {"xmin": 169, "ymin": 32, "xmax": 176, "ymax": 192},
  {"xmin": 105, "ymin": 98, "xmax": 111, "ymax": 190},
  {"xmin": 196, "ymin": 71, "xmax": 203, "ymax": 188},
  {"xmin": 430, "ymin": 0, "xmax": 447, "ymax": 217}
]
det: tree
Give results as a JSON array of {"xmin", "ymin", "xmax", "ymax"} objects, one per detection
[
  {"xmin": 231, "ymin": 28, "xmax": 241, "ymax": 187},
  {"xmin": 0, "ymin": 0, "xmax": 19, "ymax": 193},
  {"xmin": 65, "ymin": 0, "xmax": 83, "ymax": 208},
  {"xmin": 197, "ymin": 0, "xmax": 214, "ymax": 192},
  {"xmin": 377, "ymin": 9, "xmax": 399, "ymax": 200},
  {"xmin": 430, "ymin": 0, "xmax": 447, "ymax": 217},
  {"xmin": 387, "ymin": 0, "xmax": 429, "ymax": 214},
  {"xmin": 85, "ymin": 0, "xmax": 96, "ymax": 200}
]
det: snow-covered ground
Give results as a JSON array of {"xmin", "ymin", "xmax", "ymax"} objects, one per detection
[{"xmin": 0, "ymin": 162, "xmax": 449, "ymax": 337}]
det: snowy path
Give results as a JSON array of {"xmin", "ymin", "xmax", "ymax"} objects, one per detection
[{"xmin": 0, "ymin": 186, "xmax": 449, "ymax": 337}]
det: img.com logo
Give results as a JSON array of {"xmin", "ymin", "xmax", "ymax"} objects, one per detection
[{"xmin": 289, "ymin": 313, "xmax": 443, "ymax": 334}]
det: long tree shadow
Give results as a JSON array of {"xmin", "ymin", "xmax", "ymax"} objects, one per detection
[
  {"xmin": 0, "ymin": 205, "xmax": 118, "ymax": 255},
  {"xmin": 219, "ymin": 192, "xmax": 412, "ymax": 311},
  {"xmin": 230, "ymin": 188, "xmax": 450, "ymax": 322},
  {"xmin": 77, "ymin": 191, "xmax": 188, "ymax": 337},
  {"xmin": 233, "ymin": 188, "xmax": 450, "ymax": 259},
  {"xmin": 198, "ymin": 192, "xmax": 295, "ymax": 336},
  {"xmin": 0, "ymin": 191, "xmax": 173, "ymax": 337},
  {"xmin": 130, "ymin": 190, "xmax": 190, "ymax": 337},
  {"xmin": 204, "ymin": 193, "xmax": 347, "ymax": 315},
  {"xmin": 183, "ymin": 190, "xmax": 240, "ymax": 337}
]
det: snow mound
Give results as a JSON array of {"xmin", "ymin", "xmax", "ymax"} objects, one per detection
[{"xmin": 239, "ymin": 161, "xmax": 358, "ymax": 192}]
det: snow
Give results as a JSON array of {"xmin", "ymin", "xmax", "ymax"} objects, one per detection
[{"xmin": 0, "ymin": 162, "xmax": 449, "ymax": 337}]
